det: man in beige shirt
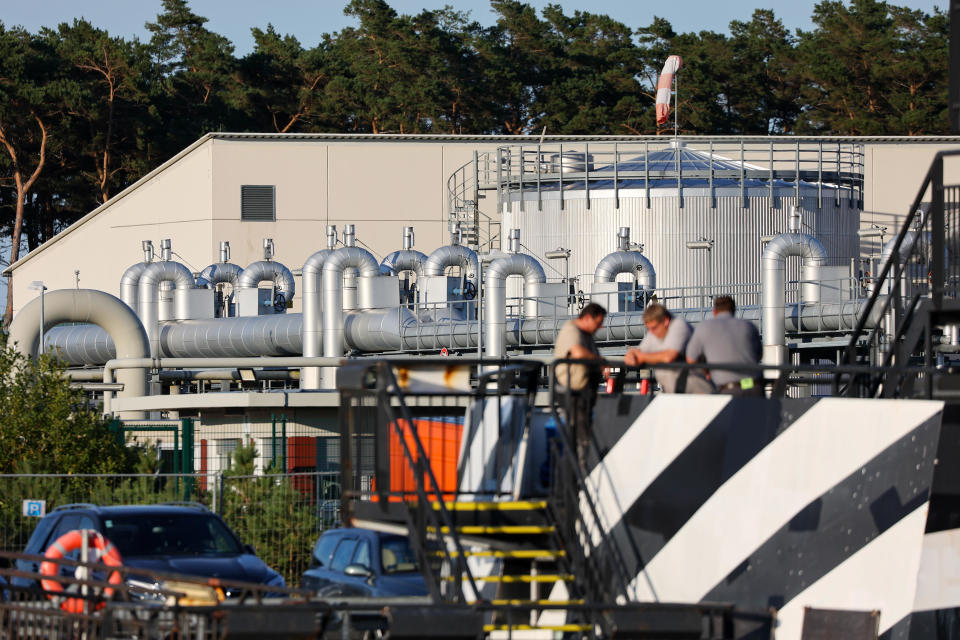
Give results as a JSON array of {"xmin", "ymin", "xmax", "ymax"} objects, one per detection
[{"xmin": 553, "ymin": 303, "xmax": 607, "ymax": 469}]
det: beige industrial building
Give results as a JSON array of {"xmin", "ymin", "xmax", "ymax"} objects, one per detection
[{"xmin": 6, "ymin": 133, "xmax": 960, "ymax": 316}]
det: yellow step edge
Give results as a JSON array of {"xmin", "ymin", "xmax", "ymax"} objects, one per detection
[
  {"xmin": 427, "ymin": 525, "xmax": 554, "ymax": 535},
  {"xmin": 443, "ymin": 574, "xmax": 573, "ymax": 583},
  {"xmin": 432, "ymin": 549, "xmax": 565, "ymax": 559},
  {"xmin": 483, "ymin": 624, "xmax": 592, "ymax": 632},
  {"xmin": 432, "ymin": 500, "xmax": 548, "ymax": 512}
]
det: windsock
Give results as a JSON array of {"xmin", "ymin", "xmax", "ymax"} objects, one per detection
[{"xmin": 655, "ymin": 55, "xmax": 683, "ymax": 125}]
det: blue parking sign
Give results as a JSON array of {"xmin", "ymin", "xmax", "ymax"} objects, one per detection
[{"xmin": 22, "ymin": 500, "xmax": 46, "ymax": 518}]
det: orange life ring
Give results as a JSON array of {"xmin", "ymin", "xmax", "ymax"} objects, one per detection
[{"xmin": 40, "ymin": 529, "xmax": 123, "ymax": 613}]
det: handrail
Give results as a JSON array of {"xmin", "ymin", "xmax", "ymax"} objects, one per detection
[
  {"xmin": 375, "ymin": 361, "xmax": 481, "ymax": 603},
  {"xmin": 835, "ymin": 149, "xmax": 960, "ymax": 394}
]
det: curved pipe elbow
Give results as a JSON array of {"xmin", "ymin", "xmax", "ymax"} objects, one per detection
[
  {"xmin": 198, "ymin": 262, "xmax": 243, "ymax": 289},
  {"xmin": 486, "ymin": 254, "xmax": 546, "ymax": 285},
  {"xmin": 761, "ymin": 233, "xmax": 827, "ymax": 267},
  {"xmin": 238, "ymin": 261, "xmax": 296, "ymax": 300},
  {"xmin": 594, "ymin": 251, "xmax": 657, "ymax": 289},
  {"xmin": 423, "ymin": 245, "xmax": 479, "ymax": 283},
  {"xmin": 380, "ymin": 250, "xmax": 427, "ymax": 277}
]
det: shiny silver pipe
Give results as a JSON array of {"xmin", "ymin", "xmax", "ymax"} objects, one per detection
[
  {"xmin": 402, "ymin": 226, "xmax": 415, "ymax": 250},
  {"xmin": 44, "ymin": 298, "xmax": 882, "ymax": 366},
  {"xmin": 120, "ymin": 262, "xmax": 149, "ymax": 312},
  {"xmin": 237, "ymin": 260, "xmax": 296, "ymax": 307},
  {"xmin": 196, "ymin": 262, "xmax": 243, "ymax": 292},
  {"xmin": 484, "ymin": 254, "xmax": 546, "ymax": 358},
  {"xmin": 761, "ymin": 232, "xmax": 827, "ymax": 364},
  {"xmin": 617, "ymin": 227, "xmax": 630, "ymax": 252},
  {"xmin": 139, "ymin": 261, "xmax": 195, "ymax": 358},
  {"xmin": 9, "ymin": 289, "xmax": 149, "ymax": 419},
  {"xmin": 423, "ymin": 245, "xmax": 479, "ymax": 283},
  {"xmin": 322, "ymin": 247, "xmax": 380, "ymax": 387},
  {"xmin": 301, "ymin": 247, "xmax": 336, "ymax": 389},
  {"xmin": 380, "ymin": 250, "xmax": 427, "ymax": 277},
  {"xmin": 594, "ymin": 251, "xmax": 656, "ymax": 290},
  {"xmin": 343, "ymin": 224, "xmax": 356, "ymax": 247},
  {"xmin": 879, "ymin": 230, "xmax": 926, "ymax": 266}
]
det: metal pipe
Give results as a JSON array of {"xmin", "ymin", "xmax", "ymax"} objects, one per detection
[
  {"xmin": 879, "ymin": 230, "xmax": 926, "ymax": 266},
  {"xmin": 139, "ymin": 261, "xmax": 196, "ymax": 358},
  {"xmin": 101, "ymin": 356, "xmax": 343, "ymax": 415},
  {"xmin": 120, "ymin": 262, "xmax": 149, "ymax": 312},
  {"xmin": 594, "ymin": 251, "xmax": 656, "ymax": 291},
  {"xmin": 300, "ymin": 243, "xmax": 337, "ymax": 389},
  {"xmin": 508, "ymin": 229, "xmax": 521, "ymax": 253},
  {"xmin": 237, "ymin": 260, "xmax": 296, "ymax": 309},
  {"xmin": 321, "ymin": 247, "xmax": 380, "ymax": 387},
  {"xmin": 343, "ymin": 224, "xmax": 356, "ymax": 248},
  {"xmin": 761, "ymin": 232, "xmax": 828, "ymax": 364},
  {"xmin": 484, "ymin": 253, "xmax": 546, "ymax": 358},
  {"xmin": 159, "ymin": 239, "xmax": 172, "ymax": 262},
  {"xmin": 9, "ymin": 289, "xmax": 149, "ymax": 419},
  {"xmin": 617, "ymin": 227, "xmax": 630, "ymax": 252},
  {"xmin": 423, "ymin": 245, "xmax": 479, "ymax": 284},
  {"xmin": 380, "ymin": 250, "xmax": 427, "ymax": 278}
]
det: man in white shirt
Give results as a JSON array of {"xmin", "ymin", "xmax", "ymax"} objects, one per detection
[{"xmin": 625, "ymin": 303, "xmax": 713, "ymax": 393}]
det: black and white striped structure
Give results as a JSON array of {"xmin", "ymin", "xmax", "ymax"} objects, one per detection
[{"xmin": 579, "ymin": 394, "xmax": 946, "ymax": 639}]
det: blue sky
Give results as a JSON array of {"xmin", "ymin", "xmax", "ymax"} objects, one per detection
[{"xmin": 2, "ymin": 1, "xmax": 946, "ymax": 54}]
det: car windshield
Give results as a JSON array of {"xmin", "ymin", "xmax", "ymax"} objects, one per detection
[
  {"xmin": 103, "ymin": 514, "xmax": 244, "ymax": 556},
  {"xmin": 380, "ymin": 536, "xmax": 420, "ymax": 574}
]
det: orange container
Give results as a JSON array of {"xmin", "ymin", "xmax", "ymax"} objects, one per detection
[{"xmin": 386, "ymin": 419, "xmax": 463, "ymax": 501}]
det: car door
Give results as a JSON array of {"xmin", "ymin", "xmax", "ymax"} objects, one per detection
[
  {"xmin": 341, "ymin": 538, "xmax": 375, "ymax": 597},
  {"xmin": 302, "ymin": 532, "xmax": 346, "ymax": 591}
]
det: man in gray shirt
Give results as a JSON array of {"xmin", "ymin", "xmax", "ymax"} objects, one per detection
[
  {"xmin": 625, "ymin": 304, "xmax": 712, "ymax": 393},
  {"xmin": 686, "ymin": 296, "xmax": 763, "ymax": 396}
]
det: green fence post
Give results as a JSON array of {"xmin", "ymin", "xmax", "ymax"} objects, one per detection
[
  {"xmin": 271, "ymin": 414, "xmax": 277, "ymax": 471},
  {"xmin": 281, "ymin": 414, "xmax": 287, "ymax": 473},
  {"xmin": 181, "ymin": 418, "xmax": 195, "ymax": 498},
  {"xmin": 108, "ymin": 419, "xmax": 123, "ymax": 447}
]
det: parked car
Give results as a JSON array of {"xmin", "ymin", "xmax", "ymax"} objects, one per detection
[
  {"xmin": 302, "ymin": 527, "xmax": 429, "ymax": 597},
  {"xmin": 14, "ymin": 503, "xmax": 285, "ymax": 597}
]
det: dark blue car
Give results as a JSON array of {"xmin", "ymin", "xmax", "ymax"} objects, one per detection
[
  {"xmin": 302, "ymin": 527, "xmax": 429, "ymax": 597},
  {"xmin": 14, "ymin": 503, "xmax": 284, "ymax": 597}
]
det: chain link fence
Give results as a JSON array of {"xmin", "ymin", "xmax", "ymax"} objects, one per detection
[{"xmin": 0, "ymin": 471, "xmax": 340, "ymax": 587}]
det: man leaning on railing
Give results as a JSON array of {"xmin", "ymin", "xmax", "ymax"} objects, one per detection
[{"xmin": 553, "ymin": 303, "xmax": 608, "ymax": 470}]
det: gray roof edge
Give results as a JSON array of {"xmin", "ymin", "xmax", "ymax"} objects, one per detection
[
  {"xmin": 4, "ymin": 134, "xmax": 216, "ymax": 276},
  {"xmin": 206, "ymin": 132, "xmax": 960, "ymax": 144}
]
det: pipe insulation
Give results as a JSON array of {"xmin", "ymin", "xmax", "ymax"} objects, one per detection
[
  {"xmin": 423, "ymin": 245, "xmax": 479, "ymax": 283},
  {"xmin": 761, "ymin": 232, "xmax": 828, "ymax": 365},
  {"xmin": 9, "ymin": 289, "xmax": 149, "ymax": 419},
  {"xmin": 594, "ymin": 251, "xmax": 656, "ymax": 290},
  {"xmin": 322, "ymin": 247, "xmax": 380, "ymax": 387},
  {"xmin": 380, "ymin": 250, "xmax": 427, "ymax": 278},
  {"xmin": 196, "ymin": 262, "xmax": 243, "ymax": 291},
  {"xmin": 120, "ymin": 262, "xmax": 149, "ymax": 312},
  {"xmin": 43, "ymin": 299, "xmax": 881, "ymax": 366},
  {"xmin": 300, "ymin": 247, "xmax": 336, "ymax": 389},
  {"xmin": 139, "ymin": 261, "xmax": 196, "ymax": 358},
  {"xmin": 237, "ymin": 260, "xmax": 296, "ymax": 302},
  {"xmin": 484, "ymin": 254, "xmax": 546, "ymax": 358}
]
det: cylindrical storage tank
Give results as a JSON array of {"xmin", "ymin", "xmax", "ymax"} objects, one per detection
[{"xmin": 500, "ymin": 141, "xmax": 861, "ymax": 308}]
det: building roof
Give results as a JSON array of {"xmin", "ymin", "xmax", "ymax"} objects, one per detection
[{"xmin": 7, "ymin": 132, "xmax": 960, "ymax": 275}]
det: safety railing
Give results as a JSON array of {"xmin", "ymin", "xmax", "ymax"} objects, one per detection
[
  {"xmin": 491, "ymin": 138, "xmax": 864, "ymax": 213},
  {"xmin": 837, "ymin": 150, "xmax": 960, "ymax": 396},
  {"xmin": 337, "ymin": 359, "xmax": 545, "ymax": 603}
]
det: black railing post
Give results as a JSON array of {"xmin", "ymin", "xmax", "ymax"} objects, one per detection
[{"xmin": 932, "ymin": 155, "xmax": 946, "ymax": 308}]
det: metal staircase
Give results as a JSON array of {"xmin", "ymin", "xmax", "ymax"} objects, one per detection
[
  {"xmin": 447, "ymin": 151, "xmax": 500, "ymax": 251},
  {"xmin": 836, "ymin": 150, "xmax": 960, "ymax": 398}
]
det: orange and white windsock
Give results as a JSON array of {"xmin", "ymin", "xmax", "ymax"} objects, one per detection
[{"xmin": 655, "ymin": 55, "xmax": 683, "ymax": 125}]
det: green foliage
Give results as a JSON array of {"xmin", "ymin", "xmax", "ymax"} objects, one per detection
[
  {"xmin": 0, "ymin": 0, "xmax": 952, "ymax": 276},
  {"xmin": 219, "ymin": 442, "xmax": 322, "ymax": 585},
  {"xmin": 0, "ymin": 347, "xmax": 138, "ymax": 474}
]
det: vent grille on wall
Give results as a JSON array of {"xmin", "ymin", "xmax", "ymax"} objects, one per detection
[{"xmin": 241, "ymin": 185, "xmax": 275, "ymax": 221}]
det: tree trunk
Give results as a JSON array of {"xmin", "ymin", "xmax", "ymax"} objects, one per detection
[{"xmin": 0, "ymin": 115, "xmax": 48, "ymax": 328}]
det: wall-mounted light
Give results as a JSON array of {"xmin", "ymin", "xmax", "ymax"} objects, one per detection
[
  {"xmin": 857, "ymin": 226, "xmax": 887, "ymax": 239},
  {"xmin": 685, "ymin": 238, "xmax": 714, "ymax": 251}
]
